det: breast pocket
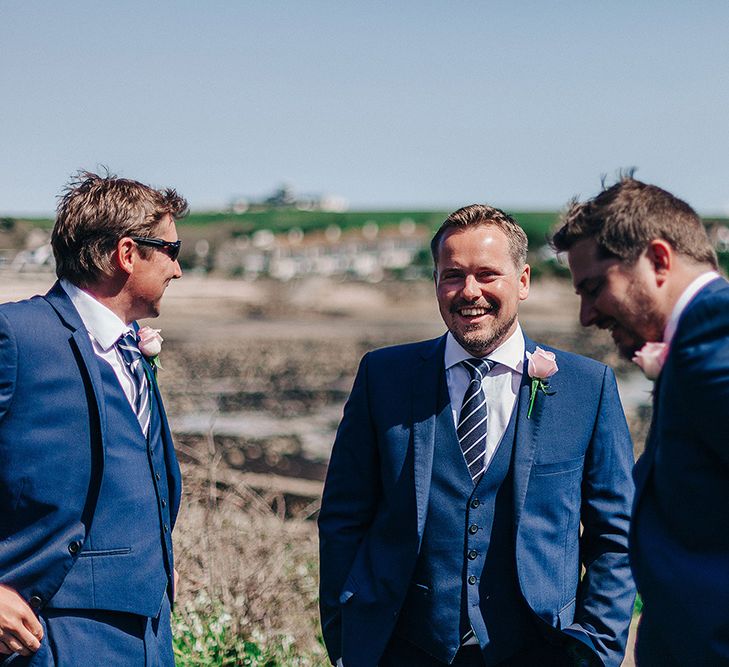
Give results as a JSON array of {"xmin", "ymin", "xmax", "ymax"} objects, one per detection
[{"xmin": 532, "ymin": 455, "xmax": 584, "ymax": 476}]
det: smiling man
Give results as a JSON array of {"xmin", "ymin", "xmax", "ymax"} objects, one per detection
[
  {"xmin": 553, "ymin": 177, "xmax": 729, "ymax": 666},
  {"xmin": 319, "ymin": 204, "xmax": 635, "ymax": 667},
  {"xmin": 0, "ymin": 171, "xmax": 186, "ymax": 666}
]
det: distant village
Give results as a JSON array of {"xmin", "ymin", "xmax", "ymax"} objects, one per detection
[
  {"xmin": 0, "ymin": 185, "xmax": 433, "ymax": 282},
  {"xmin": 3, "ymin": 184, "xmax": 729, "ymax": 282},
  {"xmin": 228, "ymin": 183, "xmax": 348, "ymax": 214}
]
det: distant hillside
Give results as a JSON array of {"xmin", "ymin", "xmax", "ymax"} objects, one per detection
[
  {"xmin": 7, "ymin": 209, "xmax": 560, "ymax": 245},
  {"xmin": 8, "ymin": 208, "xmax": 727, "ymax": 252}
]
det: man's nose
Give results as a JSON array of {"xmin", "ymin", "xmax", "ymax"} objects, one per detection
[
  {"xmin": 579, "ymin": 298, "xmax": 597, "ymax": 327},
  {"xmin": 461, "ymin": 275, "xmax": 481, "ymax": 300},
  {"xmin": 172, "ymin": 259, "xmax": 182, "ymax": 279}
]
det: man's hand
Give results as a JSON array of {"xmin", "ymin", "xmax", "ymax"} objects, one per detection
[{"xmin": 0, "ymin": 585, "xmax": 43, "ymax": 656}]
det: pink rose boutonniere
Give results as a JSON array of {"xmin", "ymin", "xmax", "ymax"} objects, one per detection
[
  {"xmin": 632, "ymin": 342, "xmax": 668, "ymax": 381},
  {"xmin": 137, "ymin": 326, "xmax": 163, "ymax": 370},
  {"xmin": 526, "ymin": 347, "xmax": 558, "ymax": 418}
]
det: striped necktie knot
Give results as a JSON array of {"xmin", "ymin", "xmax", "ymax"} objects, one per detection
[
  {"xmin": 116, "ymin": 331, "xmax": 151, "ymax": 435},
  {"xmin": 458, "ymin": 358, "xmax": 494, "ymax": 483},
  {"xmin": 462, "ymin": 358, "xmax": 494, "ymax": 383}
]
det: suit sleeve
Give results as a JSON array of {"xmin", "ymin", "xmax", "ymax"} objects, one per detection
[
  {"xmin": 565, "ymin": 367, "xmax": 636, "ymax": 667},
  {"xmin": 0, "ymin": 312, "xmax": 22, "ymax": 596},
  {"xmin": 0, "ymin": 311, "xmax": 18, "ymax": 422},
  {"xmin": 318, "ymin": 353, "xmax": 381, "ymax": 664}
]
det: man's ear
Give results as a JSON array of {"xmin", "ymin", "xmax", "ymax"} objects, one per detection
[
  {"xmin": 646, "ymin": 239, "xmax": 672, "ymax": 285},
  {"xmin": 518, "ymin": 263, "xmax": 531, "ymax": 301},
  {"xmin": 116, "ymin": 237, "xmax": 137, "ymax": 276}
]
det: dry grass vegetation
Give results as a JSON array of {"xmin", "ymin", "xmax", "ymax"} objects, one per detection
[
  {"xmin": 172, "ymin": 462, "xmax": 325, "ymax": 665},
  {"xmin": 0, "ymin": 273, "xmax": 644, "ymax": 665}
]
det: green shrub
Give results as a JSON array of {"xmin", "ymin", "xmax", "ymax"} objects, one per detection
[{"xmin": 173, "ymin": 597, "xmax": 326, "ymax": 665}]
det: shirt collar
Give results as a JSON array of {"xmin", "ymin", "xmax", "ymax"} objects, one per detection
[
  {"xmin": 60, "ymin": 279, "xmax": 132, "ymax": 351},
  {"xmin": 663, "ymin": 271, "xmax": 720, "ymax": 346},
  {"xmin": 444, "ymin": 323, "xmax": 525, "ymax": 374}
]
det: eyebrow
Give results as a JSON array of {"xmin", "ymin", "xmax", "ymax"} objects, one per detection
[{"xmin": 574, "ymin": 276, "xmax": 600, "ymax": 294}]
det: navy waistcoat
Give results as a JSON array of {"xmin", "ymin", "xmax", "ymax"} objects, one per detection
[
  {"xmin": 394, "ymin": 370, "xmax": 538, "ymax": 664},
  {"xmin": 48, "ymin": 357, "xmax": 173, "ymax": 617}
]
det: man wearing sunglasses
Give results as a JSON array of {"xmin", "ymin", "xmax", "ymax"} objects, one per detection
[{"xmin": 0, "ymin": 171, "xmax": 187, "ymax": 665}]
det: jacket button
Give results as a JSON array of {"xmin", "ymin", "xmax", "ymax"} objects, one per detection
[
  {"xmin": 163, "ymin": 524, "xmax": 169, "ymax": 533},
  {"xmin": 470, "ymin": 498, "xmax": 480, "ymax": 509},
  {"xmin": 68, "ymin": 540, "xmax": 81, "ymax": 555},
  {"xmin": 468, "ymin": 575, "xmax": 477, "ymax": 585},
  {"xmin": 29, "ymin": 595, "xmax": 43, "ymax": 610},
  {"xmin": 468, "ymin": 524, "xmax": 479, "ymax": 535},
  {"xmin": 468, "ymin": 549, "xmax": 478, "ymax": 560},
  {"xmin": 155, "ymin": 472, "xmax": 161, "ymax": 481},
  {"xmin": 161, "ymin": 499, "xmax": 167, "ymax": 507}
]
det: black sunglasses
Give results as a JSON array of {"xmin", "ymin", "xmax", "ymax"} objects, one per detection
[{"xmin": 130, "ymin": 236, "xmax": 182, "ymax": 261}]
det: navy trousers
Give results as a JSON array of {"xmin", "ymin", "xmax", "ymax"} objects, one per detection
[{"xmin": 5, "ymin": 593, "xmax": 174, "ymax": 667}]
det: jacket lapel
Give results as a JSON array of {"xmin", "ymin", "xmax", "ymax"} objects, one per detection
[
  {"xmin": 411, "ymin": 335, "xmax": 447, "ymax": 541},
  {"xmin": 633, "ymin": 368, "xmax": 663, "ymax": 499},
  {"xmin": 43, "ymin": 282, "xmax": 108, "ymax": 442},
  {"xmin": 512, "ymin": 335, "xmax": 542, "ymax": 528},
  {"xmin": 135, "ymin": 325, "xmax": 182, "ymax": 523}
]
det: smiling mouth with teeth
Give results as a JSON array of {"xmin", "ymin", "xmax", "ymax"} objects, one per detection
[{"xmin": 453, "ymin": 301, "xmax": 496, "ymax": 317}]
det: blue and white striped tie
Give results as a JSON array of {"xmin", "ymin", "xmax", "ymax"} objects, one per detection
[
  {"xmin": 116, "ymin": 331, "xmax": 151, "ymax": 435},
  {"xmin": 458, "ymin": 358, "xmax": 494, "ymax": 483}
]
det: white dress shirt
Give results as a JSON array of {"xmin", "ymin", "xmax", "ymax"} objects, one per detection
[
  {"xmin": 60, "ymin": 279, "xmax": 145, "ymax": 417},
  {"xmin": 663, "ymin": 271, "xmax": 720, "ymax": 346},
  {"xmin": 444, "ymin": 324, "xmax": 525, "ymax": 473}
]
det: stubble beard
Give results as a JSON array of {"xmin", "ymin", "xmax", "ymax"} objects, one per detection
[
  {"xmin": 615, "ymin": 280, "xmax": 665, "ymax": 360},
  {"xmin": 452, "ymin": 310, "xmax": 518, "ymax": 358}
]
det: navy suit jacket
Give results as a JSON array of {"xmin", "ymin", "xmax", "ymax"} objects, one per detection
[
  {"xmin": 0, "ymin": 283, "xmax": 181, "ymax": 613},
  {"xmin": 319, "ymin": 332, "xmax": 635, "ymax": 667},
  {"xmin": 632, "ymin": 277, "xmax": 729, "ymax": 664}
]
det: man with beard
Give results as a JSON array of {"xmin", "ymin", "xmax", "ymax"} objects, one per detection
[
  {"xmin": 553, "ymin": 177, "xmax": 729, "ymax": 666},
  {"xmin": 319, "ymin": 204, "xmax": 635, "ymax": 667}
]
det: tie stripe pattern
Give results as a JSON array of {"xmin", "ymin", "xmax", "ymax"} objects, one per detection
[
  {"xmin": 116, "ymin": 331, "xmax": 151, "ymax": 435},
  {"xmin": 458, "ymin": 358, "xmax": 494, "ymax": 483}
]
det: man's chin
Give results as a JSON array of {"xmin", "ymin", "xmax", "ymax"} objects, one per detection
[
  {"xmin": 609, "ymin": 328, "xmax": 644, "ymax": 360},
  {"xmin": 453, "ymin": 330, "xmax": 500, "ymax": 358}
]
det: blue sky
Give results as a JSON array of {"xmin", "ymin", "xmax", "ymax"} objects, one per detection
[{"xmin": 2, "ymin": 1, "xmax": 728, "ymax": 215}]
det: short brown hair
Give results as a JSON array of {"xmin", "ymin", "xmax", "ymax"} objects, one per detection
[
  {"xmin": 431, "ymin": 204, "xmax": 529, "ymax": 268},
  {"xmin": 552, "ymin": 176, "xmax": 717, "ymax": 268},
  {"xmin": 52, "ymin": 170, "xmax": 188, "ymax": 285}
]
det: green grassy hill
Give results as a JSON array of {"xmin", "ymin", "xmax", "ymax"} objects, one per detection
[
  {"xmin": 8, "ymin": 208, "xmax": 560, "ymax": 246},
  {"xmin": 8, "ymin": 208, "xmax": 727, "ymax": 256}
]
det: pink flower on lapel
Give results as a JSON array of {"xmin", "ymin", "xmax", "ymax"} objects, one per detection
[
  {"xmin": 632, "ymin": 342, "xmax": 668, "ymax": 381},
  {"xmin": 137, "ymin": 326, "xmax": 163, "ymax": 369},
  {"xmin": 526, "ymin": 347, "xmax": 558, "ymax": 419}
]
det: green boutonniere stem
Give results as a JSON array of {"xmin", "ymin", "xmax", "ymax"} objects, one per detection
[{"xmin": 527, "ymin": 378, "xmax": 554, "ymax": 419}]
